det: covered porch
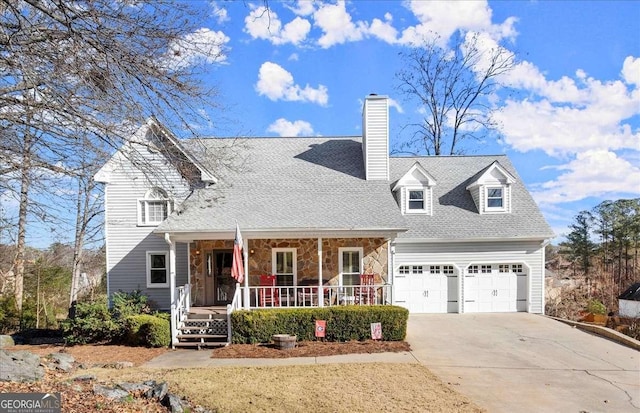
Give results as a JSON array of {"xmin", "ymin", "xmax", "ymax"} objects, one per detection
[{"xmin": 166, "ymin": 233, "xmax": 394, "ymax": 347}]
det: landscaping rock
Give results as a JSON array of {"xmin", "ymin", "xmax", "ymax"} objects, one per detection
[
  {"xmin": 48, "ymin": 352, "xmax": 75, "ymax": 372},
  {"xmin": 0, "ymin": 350, "xmax": 44, "ymax": 382},
  {"xmin": 93, "ymin": 384, "xmax": 130, "ymax": 401},
  {"xmin": 163, "ymin": 393, "xmax": 185, "ymax": 413},
  {"xmin": 145, "ymin": 381, "xmax": 169, "ymax": 400},
  {"xmin": 74, "ymin": 374, "xmax": 96, "ymax": 382},
  {"xmin": 118, "ymin": 382, "xmax": 152, "ymax": 393},
  {"xmin": 0, "ymin": 335, "xmax": 15, "ymax": 348}
]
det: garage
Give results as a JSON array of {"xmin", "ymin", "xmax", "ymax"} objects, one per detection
[
  {"xmin": 463, "ymin": 264, "xmax": 528, "ymax": 313},
  {"xmin": 393, "ymin": 264, "xmax": 459, "ymax": 313}
]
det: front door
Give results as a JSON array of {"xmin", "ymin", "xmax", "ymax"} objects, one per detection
[{"xmin": 204, "ymin": 250, "xmax": 235, "ymax": 305}]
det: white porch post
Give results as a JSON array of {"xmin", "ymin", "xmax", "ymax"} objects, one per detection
[
  {"xmin": 165, "ymin": 233, "xmax": 178, "ymax": 346},
  {"xmin": 243, "ymin": 240, "xmax": 250, "ymax": 309},
  {"xmin": 318, "ymin": 237, "xmax": 323, "ymax": 307}
]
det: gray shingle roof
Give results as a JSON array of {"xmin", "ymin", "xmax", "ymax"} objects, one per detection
[
  {"xmin": 155, "ymin": 137, "xmax": 553, "ymax": 241},
  {"xmin": 156, "ymin": 137, "xmax": 407, "ymax": 234},
  {"xmin": 390, "ymin": 155, "xmax": 554, "ymax": 240}
]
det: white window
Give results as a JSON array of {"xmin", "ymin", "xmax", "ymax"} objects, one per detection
[
  {"xmin": 481, "ymin": 265, "xmax": 492, "ymax": 274},
  {"xmin": 407, "ymin": 189, "xmax": 425, "ymax": 212},
  {"xmin": 272, "ymin": 248, "xmax": 296, "ymax": 286},
  {"xmin": 443, "ymin": 265, "xmax": 454, "ymax": 275},
  {"xmin": 146, "ymin": 251, "xmax": 169, "ymax": 288},
  {"xmin": 468, "ymin": 265, "xmax": 479, "ymax": 274},
  {"xmin": 486, "ymin": 186, "xmax": 505, "ymax": 210},
  {"xmin": 138, "ymin": 188, "xmax": 172, "ymax": 226},
  {"xmin": 499, "ymin": 264, "xmax": 510, "ymax": 273},
  {"xmin": 339, "ymin": 248, "xmax": 363, "ymax": 286},
  {"xmin": 429, "ymin": 265, "xmax": 441, "ymax": 274},
  {"xmin": 512, "ymin": 264, "xmax": 524, "ymax": 274},
  {"xmin": 398, "ymin": 266, "xmax": 410, "ymax": 275},
  {"xmin": 412, "ymin": 265, "xmax": 424, "ymax": 274}
]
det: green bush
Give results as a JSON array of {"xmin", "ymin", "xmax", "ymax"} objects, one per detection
[
  {"xmin": 111, "ymin": 290, "xmax": 151, "ymax": 319},
  {"xmin": 61, "ymin": 296, "xmax": 119, "ymax": 344},
  {"xmin": 587, "ymin": 300, "xmax": 607, "ymax": 315},
  {"xmin": 139, "ymin": 317, "xmax": 170, "ymax": 347},
  {"xmin": 231, "ymin": 305, "xmax": 408, "ymax": 344},
  {"xmin": 123, "ymin": 314, "xmax": 170, "ymax": 347}
]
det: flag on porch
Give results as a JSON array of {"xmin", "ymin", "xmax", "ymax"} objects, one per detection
[{"xmin": 231, "ymin": 222, "xmax": 244, "ymax": 283}]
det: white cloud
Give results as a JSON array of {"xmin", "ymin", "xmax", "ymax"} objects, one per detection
[
  {"xmin": 314, "ymin": 1, "xmax": 368, "ymax": 48},
  {"xmin": 209, "ymin": 1, "xmax": 229, "ymax": 24},
  {"xmin": 531, "ymin": 150, "xmax": 640, "ymax": 205},
  {"xmin": 166, "ymin": 28, "xmax": 230, "ymax": 69},
  {"xmin": 267, "ymin": 118, "xmax": 314, "ymax": 136},
  {"xmin": 622, "ymin": 56, "xmax": 640, "ymax": 86},
  {"xmin": 244, "ymin": 5, "xmax": 311, "ymax": 46},
  {"xmin": 286, "ymin": 0, "xmax": 316, "ymax": 17},
  {"xmin": 288, "ymin": 53, "xmax": 299, "ymax": 61},
  {"xmin": 399, "ymin": 0, "xmax": 517, "ymax": 46},
  {"xmin": 388, "ymin": 97, "xmax": 404, "ymax": 114},
  {"xmin": 255, "ymin": 62, "xmax": 329, "ymax": 106}
]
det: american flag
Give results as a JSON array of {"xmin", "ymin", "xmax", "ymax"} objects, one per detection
[{"xmin": 231, "ymin": 222, "xmax": 244, "ymax": 283}]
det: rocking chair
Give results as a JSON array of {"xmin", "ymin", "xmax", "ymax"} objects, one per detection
[
  {"xmin": 354, "ymin": 274, "xmax": 376, "ymax": 305},
  {"xmin": 259, "ymin": 274, "xmax": 280, "ymax": 307}
]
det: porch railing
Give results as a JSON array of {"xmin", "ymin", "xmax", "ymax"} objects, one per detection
[
  {"xmin": 171, "ymin": 283, "xmax": 191, "ymax": 347},
  {"xmin": 235, "ymin": 284, "xmax": 391, "ymax": 309}
]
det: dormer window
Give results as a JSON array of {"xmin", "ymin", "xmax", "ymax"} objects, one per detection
[
  {"xmin": 408, "ymin": 189, "xmax": 425, "ymax": 212},
  {"xmin": 486, "ymin": 187, "xmax": 504, "ymax": 209},
  {"xmin": 138, "ymin": 187, "xmax": 172, "ymax": 226},
  {"xmin": 392, "ymin": 162, "xmax": 437, "ymax": 216},
  {"xmin": 466, "ymin": 161, "xmax": 515, "ymax": 215}
]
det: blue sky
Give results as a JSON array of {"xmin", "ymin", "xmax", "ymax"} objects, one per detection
[{"xmin": 9, "ymin": 0, "xmax": 640, "ymax": 248}]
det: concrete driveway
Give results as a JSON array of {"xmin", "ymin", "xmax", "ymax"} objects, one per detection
[{"xmin": 407, "ymin": 313, "xmax": 639, "ymax": 413}]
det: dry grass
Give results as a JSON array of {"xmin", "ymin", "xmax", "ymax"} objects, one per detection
[{"xmin": 86, "ymin": 363, "xmax": 485, "ymax": 413}]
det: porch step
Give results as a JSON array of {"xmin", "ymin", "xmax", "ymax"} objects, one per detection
[{"xmin": 176, "ymin": 311, "xmax": 230, "ymax": 349}]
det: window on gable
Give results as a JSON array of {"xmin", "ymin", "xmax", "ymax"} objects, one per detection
[
  {"xmin": 139, "ymin": 188, "xmax": 172, "ymax": 226},
  {"xmin": 147, "ymin": 251, "xmax": 169, "ymax": 288},
  {"xmin": 486, "ymin": 187, "xmax": 504, "ymax": 209},
  {"xmin": 407, "ymin": 189, "xmax": 425, "ymax": 211}
]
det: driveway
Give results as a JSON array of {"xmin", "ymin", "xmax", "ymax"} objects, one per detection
[{"xmin": 407, "ymin": 313, "xmax": 640, "ymax": 413}]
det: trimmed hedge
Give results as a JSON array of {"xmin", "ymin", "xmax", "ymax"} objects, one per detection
[
  {"xmin": 124, "ymin": 314, "xmax": 170, "ymax": 347},
  {"xmin": 231, "ymin": 305, "xmax": 408, "ymax": 344}
]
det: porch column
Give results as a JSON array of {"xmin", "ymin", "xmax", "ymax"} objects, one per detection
[
  {"xmin": 243, "ymin": 239, "xmax": 250, "ymax": 309},
  {"xmin": 165, "ymin": 233, "xmax": 177, "ymax": 346},
  {"xmin": 318, "ymin": 237, "xmax": 323, "ymax": 307}
]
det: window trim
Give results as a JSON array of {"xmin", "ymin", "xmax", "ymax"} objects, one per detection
[
  {"xmin": 146, "ymin": 251, "xmax": 169, "ymax": 288},
  {"xmin": 338, "ymin": 247, "xmax": 363, "ymax": 286},
  {"xmin": 405, "ymin": 187, "xmax": 428, "ymax": 214},
  {"xmin": 485, "ymin": 185, "xmax": 506, "ymax": 212},
  {"xmin": 137, "ymin": 188, "xmax": 173, "ymax": 226},
  {"xmin": 272, "ymin": 248, "xmax": 297, "ymax": 286}
]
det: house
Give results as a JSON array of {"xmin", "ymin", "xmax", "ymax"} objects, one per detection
[
  {"xmin": 95, "ymin": 95, "xmax": 554, "ymax": 346},
  {"xmin": 619, "ymin": 283, "xmax": 640, "ymax": 318}
]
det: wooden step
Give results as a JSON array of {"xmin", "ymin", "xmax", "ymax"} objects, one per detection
[
  {"xmin": 173, "ymin": 341, "xmax": 228, "ymax": 348},
  {"xmin": 177, "ymin": 334, "xmax": 227, "ymax": 340}
]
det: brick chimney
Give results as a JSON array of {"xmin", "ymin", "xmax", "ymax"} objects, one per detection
[{"xmin": 362, "ymin": 94, "xmax": 389, "ymax": 180}]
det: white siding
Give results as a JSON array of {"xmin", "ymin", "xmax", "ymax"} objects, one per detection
[
  {"xmin": 393, "ymin": 240, "xmax": 545, "ymax": 313},
  {"xmin": 362, "ymin": 96, "xmax": 389, "ymax": 180},
  {"xmin": 102, "ymin": 145, "xmax": 191, "ymax": 310}
]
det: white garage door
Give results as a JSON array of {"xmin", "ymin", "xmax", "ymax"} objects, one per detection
[
  {"xmin": 394, "ymin": 265, "xmax": 458, "ymax": 313},
  {"xmin": 464, "ymin": 264, "xmax": 527, "ymax": 313}
]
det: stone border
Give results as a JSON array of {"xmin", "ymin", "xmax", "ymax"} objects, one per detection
[{"xmin": 547, "ymin": 316, "xmax": 640, "ymax": 351}]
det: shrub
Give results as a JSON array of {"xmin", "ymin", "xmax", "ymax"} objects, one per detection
[
  {"xmin": 231, "ymin": 305, "xmax": 408, "ymax": 344},
  {"xmin": 587, "ymin": 300, "xmax": 607, "ymax": 315},
  {"xmin": 123, "ymin": 314, "xmax": 170, "ymax": 347},
  {"xmin": 111, "ymin": 290, "xmax": 151, "ymax": 319},
  {"xmin": 61, "ymin": 296, "xmax": 118, "ymax": 344}
]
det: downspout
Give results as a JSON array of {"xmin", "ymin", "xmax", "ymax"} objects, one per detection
[{"xmin": 165, "ymin": 233, "xmax": 177, "ymax": 346}]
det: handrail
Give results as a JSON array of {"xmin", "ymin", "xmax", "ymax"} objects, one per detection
[
  {"xmin": 171, "ymin": 284, "xmax": 191, "ymax": 348},
  {"xmin": 226, "ymin": 284, "xmax": 242, "ymax": 344},
  {"xmin": 243, "ymin": 284, "xmax": 390, "ymax": 309}
]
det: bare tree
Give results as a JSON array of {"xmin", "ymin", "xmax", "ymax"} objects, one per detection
[
  {"xmin": 0, "ymin": 0, "xmax": 226, "ymax": 313},
  {"xmin": 395, "ymin": 33, "xmax": 515, "ymax": 155}
]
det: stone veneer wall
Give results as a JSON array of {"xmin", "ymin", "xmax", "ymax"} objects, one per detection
[{"xmin": 189, "ymin": 238, "xmax": 389, "ymax": 297}]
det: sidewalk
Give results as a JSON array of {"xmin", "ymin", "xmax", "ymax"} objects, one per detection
[{"xmin": 143, "ymin": 348, "xmax": 418, "ymax": 368}]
